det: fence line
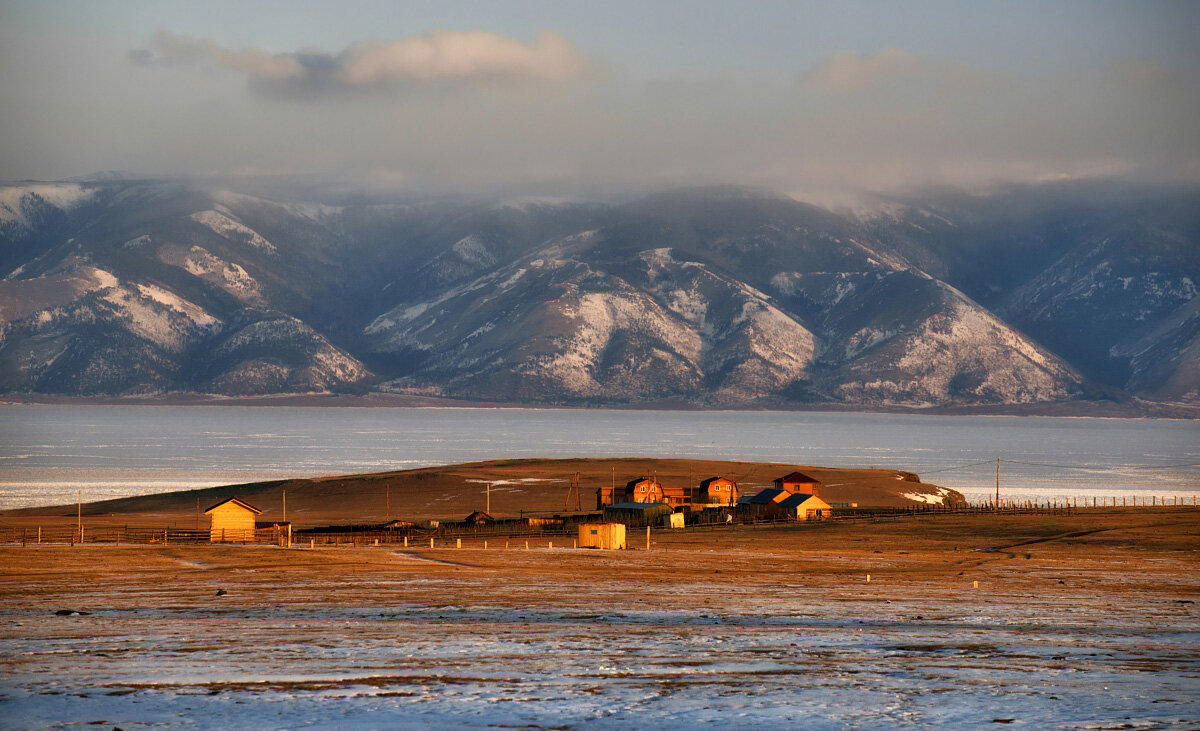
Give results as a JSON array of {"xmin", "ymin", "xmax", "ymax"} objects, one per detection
[{"xmin": 2, "ymin": 496, "xmax": 1196, "ymax": 546}]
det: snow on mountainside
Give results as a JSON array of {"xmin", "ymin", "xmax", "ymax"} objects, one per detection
[
  {"xmin": 188, "ymin": 210, "xmax": 276, "ymax": 253},
  {"xmin": 0, "ymin": 184, "xmax": 95, "ymax": 231},
  {"xmin": 0, "ymin": 178, "xmax": 1193, "ymax": 405}
]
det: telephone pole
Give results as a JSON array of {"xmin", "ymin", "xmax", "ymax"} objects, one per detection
[
  {"xmin": 995, "ymin": 456, "xmax": 1001, "ymax": 509},
  {"xmin": 385, "ymin": 483, "xmax": 390, "ymax": 522},
  {"xmin": 486, "ymin": 481, "xmax": 491, "ymax": 514}
]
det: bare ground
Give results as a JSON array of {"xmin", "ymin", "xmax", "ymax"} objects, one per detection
[{"xmin": 1, "ymin": 509, "xmax": 1197, "ymax": 729}]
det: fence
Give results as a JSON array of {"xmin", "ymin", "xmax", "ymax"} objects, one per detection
[
  {"xmin": 2, "ymin": 496, "xmax": 1195, "ymax": 546},
  {"xmin": 0, "ymin": 525, "xmax": 291, "ymax": 546}
]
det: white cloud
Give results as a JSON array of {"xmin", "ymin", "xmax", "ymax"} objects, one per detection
[
  {"xmin": 339, "ymin": 31, "xmax": 595, "ymax": 86},
  {"xmin": 131, "ymin": 29, "xmax": 596, "ymax": 98}
]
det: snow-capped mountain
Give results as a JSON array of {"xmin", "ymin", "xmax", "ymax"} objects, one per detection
[{"xmin": 0, "ymin": 178, "xmax": 1195, "ymax": 406}]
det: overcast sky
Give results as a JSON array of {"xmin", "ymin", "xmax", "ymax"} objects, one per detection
[{"xmin": 1, "ymin": 0, "xmax": 1197, "ymax": 200}]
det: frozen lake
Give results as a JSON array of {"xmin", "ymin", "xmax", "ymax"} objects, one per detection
[{"xmin": 1, "ymin": 404, "xmax": 1198, "ymax": 508}]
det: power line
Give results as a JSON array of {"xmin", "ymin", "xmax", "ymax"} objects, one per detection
[
  {"xmin": 1002, "ymin": 458, "xmax": 1200, "ymax": 471},
  {"xmin": 918, "ymin": 460, "xmax": 995, "ymax": 474}
]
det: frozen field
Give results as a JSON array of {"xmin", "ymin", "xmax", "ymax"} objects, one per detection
[{"xmin": 2, "ymin": 512, "xmax": 1198, "ymax": 729}]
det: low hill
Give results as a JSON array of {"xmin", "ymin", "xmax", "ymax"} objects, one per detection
[{"xmin": 0, "ymin": 458, "xmax": 963, "ymax": 529}]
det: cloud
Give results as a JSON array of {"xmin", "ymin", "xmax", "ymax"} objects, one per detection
[
  {"xmin": 130, "ymin": 29, "xmax": 597, "ymax": 98},
  {"xmin": 799, "ymin": 48, "xmax": 978, "ymax": 95},
  {"xmin": 340, "ymin": 31, "xmax": 595, "ymax": 85}
]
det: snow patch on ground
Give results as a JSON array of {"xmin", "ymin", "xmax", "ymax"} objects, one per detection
[{"xmin": 189, "ymin": 210, "xmax": 276, "ymax": 253}]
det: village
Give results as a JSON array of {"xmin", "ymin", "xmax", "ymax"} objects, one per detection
[{"xmin": 200, "ymin": 470, "xmax": 836, "ymax": 549}]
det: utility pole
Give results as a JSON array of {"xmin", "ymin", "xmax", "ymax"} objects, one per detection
[
  {"xmin": 565, "ymin": 473, "xmax": 581, "ymax": 512},
  {"xmin": 486, "ymin": 481, "xmax": 491, "ymax": 514},
  {"xmin": 76, "ymin": 490, "xmax": 82, "ymax": 542},
  {"xmin": 995, "ymin": 456, "xmax": 1001, "ymax": 509},
  {"xmin": 282, "ymin": 488, "xmax": 287, "ymax": 523},
  {"xmin": 385, "ymin": 483, "xmax": 390, "ymax": 522},
  {"xmin": 195, "ymin": 496, "xmax": 200, "ymax": 530}
]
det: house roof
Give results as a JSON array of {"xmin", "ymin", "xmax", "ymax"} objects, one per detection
[
  {"xmin": 748, "ymin": 488, "xmax": 790, "ymax": 504},
  {"xmin": 776, "ymin": 471, "xmax": 821, "ymax": 484},
  {"xmin": 699, "ymin": 476, "xmax": 735, "ymax": 489},
  {"xmin": 625, "ymin": 477, "xmax": 659, "ymax": 490},
  {"xmin": 204, "ymin": 497, "xmax": 262, "ymax": 515},
  {"xmin": 465, "ymin": 510, "xmax": 494, "ymax": 522},
  {"xmin": 606, "ymin": 501, "xmax": 671, "ymax": 511},
  {"xmin": 779, "ymin": 493, "xmax": 821, "ymax": 508}
]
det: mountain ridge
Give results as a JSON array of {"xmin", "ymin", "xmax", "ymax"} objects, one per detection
[{"xmin": 1, "ymin": 178, "xmax": 1196, "ymax": 408}]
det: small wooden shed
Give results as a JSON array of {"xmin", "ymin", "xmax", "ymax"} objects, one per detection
[
  {"xmin": 204, "ymin": 497, "xmax": 262, "ymax": 542},
  {"xmin": 578, "ymin": 522, "xmax": 626, "ymax": 550},
  {"xmin": 664, "ymin": 512, "xmax": 685, "ymax": 529},
  {"xmin": 464, "ymin": 510, "xmax": 494, "ymax": 526}
]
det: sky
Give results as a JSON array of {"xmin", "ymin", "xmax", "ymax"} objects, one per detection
[{"xmin": 1, "ymin": 0, "xmax": 1198, "ymax": 201}]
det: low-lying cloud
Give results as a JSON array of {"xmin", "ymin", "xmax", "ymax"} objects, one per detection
[
  {"xmin": 799, "ymin": 48, "xmax": 979, "ymax": 95},
  {"xmin": 130, "ymin": 29, "xmax": 597, "ymax": 98}
]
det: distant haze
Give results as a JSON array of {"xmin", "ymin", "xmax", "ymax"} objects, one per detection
[{"xmin": 1, "ymin": 0, "xmax": 1198, "ymax": 201}]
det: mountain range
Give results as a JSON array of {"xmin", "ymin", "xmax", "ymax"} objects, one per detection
[{"xmin": 1, "ymin": 177, "xmax": 1196, "ymax": 409}]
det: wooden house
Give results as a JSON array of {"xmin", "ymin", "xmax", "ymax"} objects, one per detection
[
  {"xmin": 204, "ymin": 497, "xmax": 261, "ymax": 542},
  {"xmin": 698, "ymin": 477, "xmax": 737, "ymax": 506},
  {"xmin": 624, "ymin": 478, "xmax": 665, "ymax": 503},
  {"xmin": 774, "ymin": 471, "xmax": 823, "ymax": 497},
  {"xmin": 578, "ymin": 522, "xmax": 626, "ymax": 550},
  {"xmin": 660, "ymin": 486, "xmax": 690, "ymax": 507},
  {"xmin": 779, "ymin": 493, "xmax": 832, "ymax": 520},
  {"xmin": 741, "ymin": 488, "xmax": 832, "ymax": 521}
]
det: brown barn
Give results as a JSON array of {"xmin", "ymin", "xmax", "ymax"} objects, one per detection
[
  {"xmin": 774, "ymin": 471, "xmax": 823, "ymax": 497},
  {"xmin": 698, "ymin": 477, "xmax": 738, "ymax": 506}
]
